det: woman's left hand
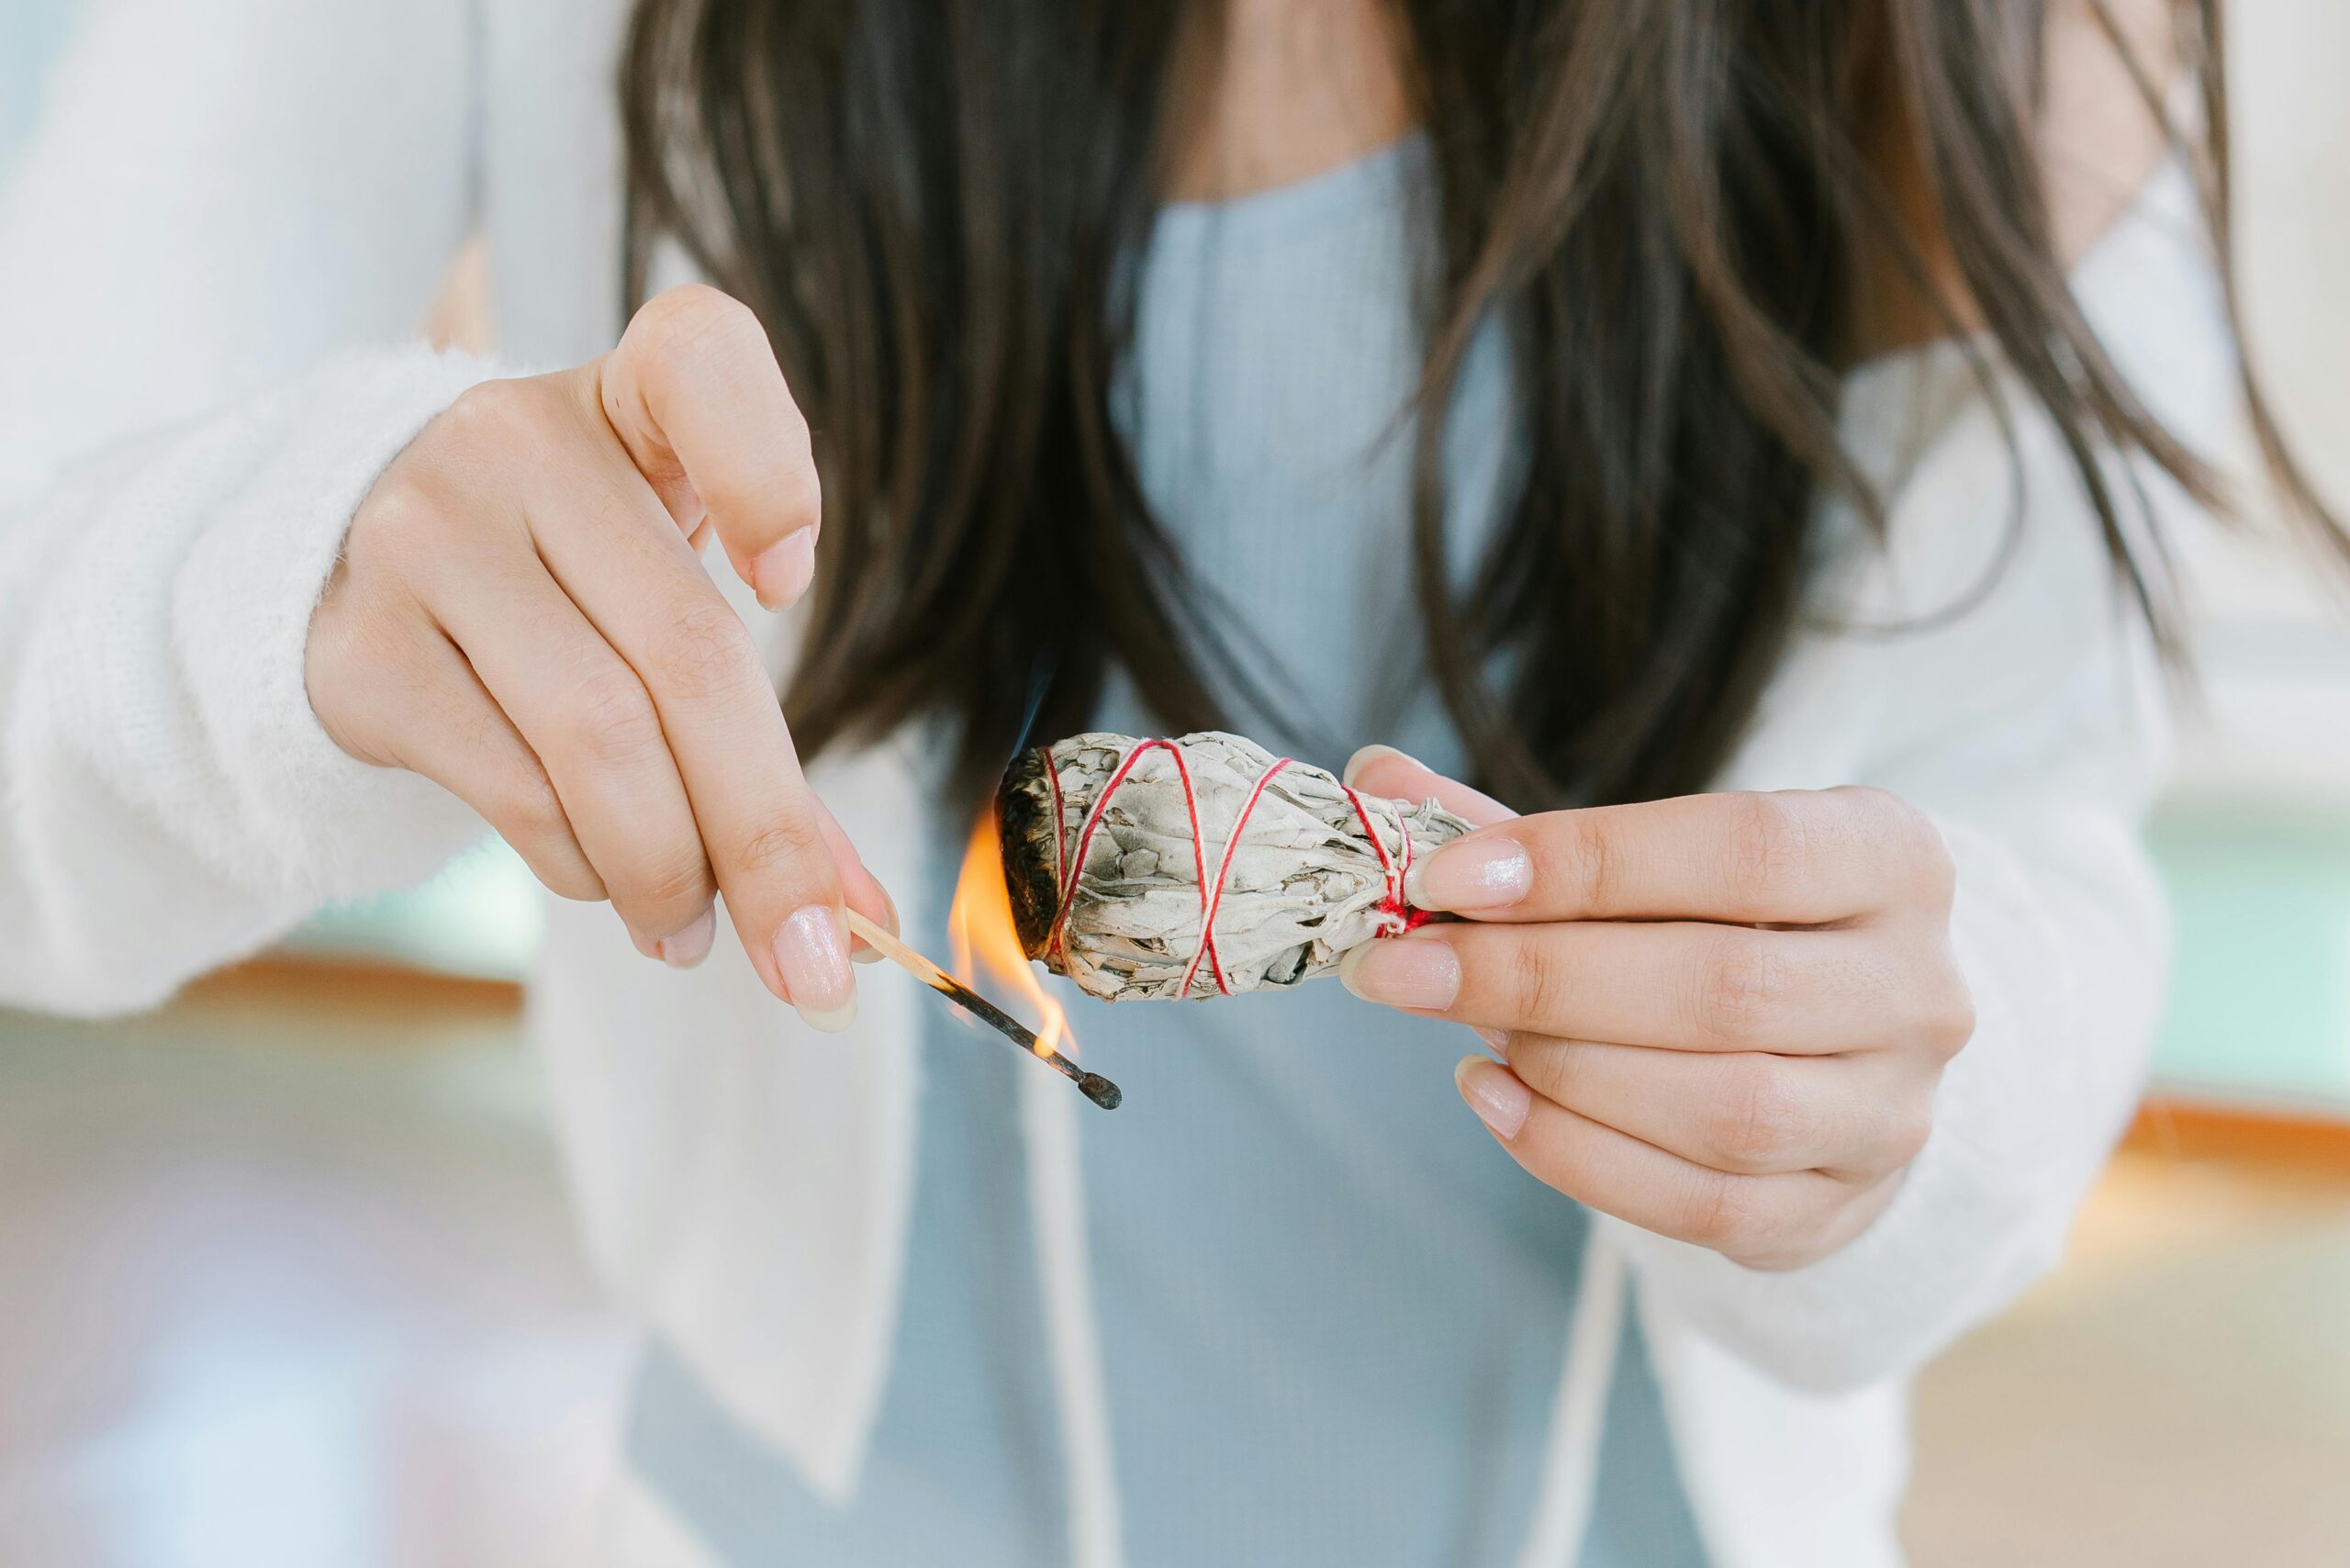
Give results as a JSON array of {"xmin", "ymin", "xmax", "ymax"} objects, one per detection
[{"xmin": 1340, "ymin": 749, "xmax": 1975, "ymax": 1271}]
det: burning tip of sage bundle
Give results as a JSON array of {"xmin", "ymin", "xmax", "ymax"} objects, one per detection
[{"xmin": 996, "ymin": 730, "xmax": 1472, "ymax": 1004}]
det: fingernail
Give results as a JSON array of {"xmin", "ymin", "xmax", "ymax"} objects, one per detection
[
  {"xmin": 1342, "ymin": 743, "xmax": 1423, "ymax": 789},
  {"xmin": 772, "ymin": 904, "xmax": 856, "ymax": 1031},
  {"xmin": 1404, "ymin": 834, "xmax": 1532, "ymax": 913},
  {"xmin": 1472, "ymin": 1025, "xmax": 1509, "ymax": 1056},
  {"xmin": 1339, "ymin": 936, "xmax": 1460, "ymax": 1010},
  {"xmin": 750, "ymin": 530, "xmax": 818, "ymax": 610},
  {"xmin": 1456, "ymin": 1056, "xmax": 1532, "ymax": 1139},
  {"xmin": 657, "ymin": 906, "xmax": 717, "ymax": 969}
]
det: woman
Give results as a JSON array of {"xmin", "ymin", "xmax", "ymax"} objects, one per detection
[{"xmin": 0, "ymin": 1, "xmax": 2333, "ymax": 1563}]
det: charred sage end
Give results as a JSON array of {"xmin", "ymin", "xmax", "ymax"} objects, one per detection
[{"xmin": 996, "ymin": 745, "xmax": 1066, "ymax": 962}]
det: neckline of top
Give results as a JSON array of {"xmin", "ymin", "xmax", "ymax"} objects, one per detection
[{"xmin": 1152, "ymin": 131, "xmax": 1431, "ymax": 246}]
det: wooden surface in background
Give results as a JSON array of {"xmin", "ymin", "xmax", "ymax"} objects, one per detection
[{"xmin": 2126, "ymin": 1096, "xmax": 2350, "ymax": 1170}]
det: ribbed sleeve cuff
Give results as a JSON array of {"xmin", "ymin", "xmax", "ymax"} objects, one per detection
[{"xmin": 174, "ymin": 344, "xmax": 506, "ymax": 897}]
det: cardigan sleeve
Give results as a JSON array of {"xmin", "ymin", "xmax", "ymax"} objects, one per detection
[
  {"xmin": 1606, "ymin": 162, "xmax": 2235, "ymax": 1388},
  {"xmin": 0, "ymin": 0, "xmax": 509, "ymax": 1014}
]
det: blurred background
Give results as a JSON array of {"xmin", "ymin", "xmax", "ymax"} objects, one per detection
[{"xmin": 4, "ymin": 4, "xmax": 2347, "ymax": 1564}]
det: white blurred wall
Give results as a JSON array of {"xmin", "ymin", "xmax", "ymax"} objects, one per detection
[
  {"xmin": 2231, "ymin": 0, "xmax": 2350, "ymax": 511},
  {"xmin": 2167, "ymin": 1, "xmax": 2350, "ymax": 803}
]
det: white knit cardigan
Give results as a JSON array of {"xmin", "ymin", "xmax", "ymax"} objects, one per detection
[{"xmin": 0, "ymin": 2, "xmax": 2234, "ymax": 1563}]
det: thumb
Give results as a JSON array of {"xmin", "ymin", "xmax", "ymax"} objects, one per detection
[{"xmin": 1342, "ymin": 745, "xmax": 1518, "ymax": 829}]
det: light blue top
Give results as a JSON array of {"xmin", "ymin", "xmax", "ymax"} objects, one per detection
[{"xmin": 627, "ymin": 137, "xmax": 1710, "ymax": 1567}]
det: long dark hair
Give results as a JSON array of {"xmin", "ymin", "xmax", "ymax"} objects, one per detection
[{"xmin": 621, "ymin": 1, "xmax": 2338, "ymax": 808}]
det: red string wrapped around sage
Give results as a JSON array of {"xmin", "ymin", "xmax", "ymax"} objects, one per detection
[{"xmin": 997, "ymin": 730, "xmax": 1472, "ymax": 1002}]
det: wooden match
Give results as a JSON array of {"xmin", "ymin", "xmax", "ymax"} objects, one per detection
[{"xmin": 844, "ymin": 909, "xmax": 1122, "ymax": 1110}]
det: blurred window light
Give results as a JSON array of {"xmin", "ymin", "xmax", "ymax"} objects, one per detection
[
  {"xmin": 2151, "ymin": 809, "xmax": 2350, "ymax": 1114},
  {"xmin": 290, "ymin": 838, "xmax": 545, "ymax": 983}
]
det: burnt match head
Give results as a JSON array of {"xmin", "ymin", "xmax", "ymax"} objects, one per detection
[
  {"xmin": 1078, "ymin": 1071, "xmax": 1123, "ymax": 1110},
  {"xmin": 995, "ymin": 745, "xmax": 1066, "ymax": 961}
]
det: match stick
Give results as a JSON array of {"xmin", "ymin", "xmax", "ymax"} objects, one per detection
[{"xmin": 844, "ymin": 908, "xmax": 1122, "ymax": 1110}]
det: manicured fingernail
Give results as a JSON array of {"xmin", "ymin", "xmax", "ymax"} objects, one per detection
[
  {"xmin": 1339, "ymin": 936, "xmax": 1460, "ymax": 1010},
  {"xmin": 1342, "ymin": 743, "xmax": 1423, "ymax": 789},
  {"xmin": 1456, "ymin": 1056, "xmax": 1532, "ymax": 1139},
  {"xmin": 750, "ymin": 529, "xmax": 818, "ymax": 610},
  {"xmin": 772, "ymin": 904, "xmax": 856, "ymax": 1031},
  {"xmin": 657, "ymin": 906, "xmax": 716, "ymax": 969},
  {"xmin": 1473, "ymin": 1025, "xmax": 1509, "ymax": 1055},
  {"xmin": 1404, "ymin": 834, "xmax": 1532, "ymax": 913}
]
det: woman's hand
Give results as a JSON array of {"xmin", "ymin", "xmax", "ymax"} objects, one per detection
[
  {"xmin": 1340, "ymin": 748, "xmax": 1974, "ymax": 1271},
  {"xmin": 307, "ymin": 285, "xmax": 893, "ymax": 1028}
]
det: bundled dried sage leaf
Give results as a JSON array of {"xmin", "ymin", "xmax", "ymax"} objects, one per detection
[{"xmin": 997, "ymin": 730, "xmax": 1472, "ymax": 1002}]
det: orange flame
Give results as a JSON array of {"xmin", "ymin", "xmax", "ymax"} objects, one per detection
[{"xmin": 948, "ymin": 814, "xmax": 1076, "ymax": 1058}]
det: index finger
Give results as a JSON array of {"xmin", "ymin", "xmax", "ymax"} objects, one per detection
[
  {"xmin": 600, "ymin": 284, "xmax": 822, "ymax": 610},
  {"xmin": 1405, "ymin": 789, "xmax": 1945, "ymax": 926}
]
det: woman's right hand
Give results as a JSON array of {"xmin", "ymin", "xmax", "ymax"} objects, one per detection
[{"xmin": 306, "ymin": 285, "xmax": 892, "ymax": 1029}]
